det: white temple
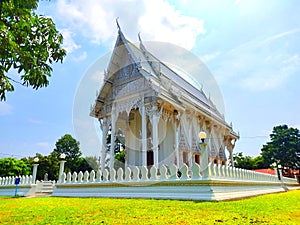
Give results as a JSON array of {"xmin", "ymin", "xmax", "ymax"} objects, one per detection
[
  {"xmin": 4, "ymin": 25, "xmax": 298, "ymax": 201},
  {"xmin": 90, "ymin": 26, "xmax": 239, "ymax": 174}
]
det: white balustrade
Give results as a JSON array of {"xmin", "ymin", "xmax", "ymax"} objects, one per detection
[
  {"xmin": 191, "ymin": 163, "xmax": 201, "ymax": 179},
  {"xmin": 90, "ymin": 170, "xmax": 96, "ymax": 182},
  {"xmin": 110, "ymin": 168, "xmax": 117, "ymax": 182},
  {"xmin": 140, "ymin": 166, "xmax": 148, "ymax": 181},
  {"xmin": 214, "ymin": 164, "xmax": 219, "ymax": 177},
  {"xmin": 169, "ymin": 164, "xmax": 179, "ymax": 180},
  {"xmin": 125, "ymin": 167, "xmax": 131, "ymax": 181},
  {"xmin": 72, "ymin": 172, "xmax": 77, "ymax": 183},
  {"xmin": 78, "ymin": 171, "xmax": 83, "ymax": 183},
  {"xmin": 103, "ymin": 169, "xmax": 109, "ymax": 181},
  {"xmin": 83, "ymin": 171, "xmax": 89, "ymax": 182},
  {"xmin": 179, "ymin": 164, "xmax": 189, "ymax": 180},
  {"xmin": 212, "ymin": 165, "xmax": 217, "ymax": 177},
  {"xmin": 117, "ymin": 168, "xmax": 124, "ymax": 182},
  {"xmin": 132, "ymin": 166, "xmax": 140, "ymax": 181},
  {"xmin": 0, "ymin": 163, "xmax": 298, "ymax": 189},
  {"xmin": 160, "ymin": 165, "xmax": 169, "ymax": 180},
  {"xmin": 150, "ymin": 166, "xmax": 158, "ymax": 180},
  {"xmin": 62, "ymin": 172, "xmax": 66, "ymax": 183},
  {"xmin": 67, "ymin": 172, "xmax": 72, "ymax": 183},
  {"xmin": 96, "ymin": 170, "xmax": 102, "ymax": 182}
]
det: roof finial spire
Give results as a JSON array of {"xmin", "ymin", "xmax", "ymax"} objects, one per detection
[
  {"xmin": 138, "ymin": 32, "xmax": 142, "ymax": 43},
  {"xmin": 138, "ymin": 32, "xmax": 146, "ymax": 52},
  {"xmin": 116, "ymin": 17, "xmax": 121, "ymax": 31}
]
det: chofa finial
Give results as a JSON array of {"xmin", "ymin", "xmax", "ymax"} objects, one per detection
[
  {"xmin": 138, "ymin": 32, "xmax": 142, "ymax": 43},
  {"xmin": 116, "ymin": 17, "xmax": 121, "ymax": 31}
]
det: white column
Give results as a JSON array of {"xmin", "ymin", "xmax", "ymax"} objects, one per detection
[
  {"xmin": 188, "ymin": 125, "xmax": 193, "ymax": 168},
  {"xmin": 141, "ymin": 102, "xmax": 147, "ymax": 167},
  {"xmin": 32, "ymin": 163, "xmax": 39, "ymax": 184},
  {"xmin": 109, "ymin": 112, "xmax": 116, "ymax": 172},
  {"xmin": 229, "ymin": 149, "xmax": 234, "ymax": 167},
  {"xmin": 174, "ymin": 122, "xmax": 179, "ymax": 166},
  {"xmin": 100, "ymin": 118, "xmax": 108, "ymax": 173},
  {"xmin": 200, "ymin": 143, "xmax": 208, "ymax": 177},
  {"xmin": 58, "ymin": 160, "xmax": 66, "ymax": 183},
  {"xmin": 152, "ymin": 115, "xmax": 159, "ymax": 168}
]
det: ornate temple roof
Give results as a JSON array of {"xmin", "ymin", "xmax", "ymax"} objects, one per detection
[{"xmin": 90, "ymin": 27, "xmax": 239, "ymax": 138}]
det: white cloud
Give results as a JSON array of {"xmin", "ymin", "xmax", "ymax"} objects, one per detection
[
  {"xmin": 213, "ymin": 29, "xmax": 300, "ymax": 91},
  {"xmin": 72, "ymin": 51, "xmax": 87, "ymax": 62},
  {"xmin": 0, "ymin": 102, "xmax": 13, "ymax": 116},
  {"xmin": 201, "ymin": 52, "xmax": 220, "ymax": 63},
  {"xmin": 54, "ymin": 0, "xmax": 205, "ymax": 50},
  {"xmin": 60, "ymin": 29, "xmax": 81, "ymax": 53},
  {"xmin": 28, "ymin": 118, "xmax": 43, "ymax": 124},
  {"xmin": 138, "ymin": 0, "xmax": 205, "ymax": 50},
  {"xmin": 91, "ymin": 69, "xmax": 105, "ymax": 82}
]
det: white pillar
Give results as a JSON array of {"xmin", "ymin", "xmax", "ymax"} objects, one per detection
[
  {"xmin": 200, "ymin": 143, "xmax": 208, "ymax": 177},
  {"xmin": 229, "ymin": 149, "xmax": 234, "ymax": 167},
  {"xmin": 100, "ymin": 118, "xmax": 108, "ymax": 174},
  {"xmin": 109, "ymin": 112, "xmax": 116, "ymax": 172},
  {"xmin": 152, "ymin": 115, "xmax": 159, "ymax": 168},
  {"xmin": 174, "ymin": 122, "xmax": 179, "ymax": 166},
  {"xmin": 58, "ymin": 160, "xmax": 66, "ymax": 183},
  {"xmin": 32, "ymin": 163, "xmax": 39, "ymax": 184},
  {"xmin": 141, "ymin": 102, "xmax": 147, "ymax": 167},
  {"xmin": 188, "ymin": 125, "xmax": 193, "ymax": 168}
]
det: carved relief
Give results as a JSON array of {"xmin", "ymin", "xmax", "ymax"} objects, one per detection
[
  {"xmin": 113, "ymin": 78, "xmax": 147, "ymax": 99},
  {"xmin": 161, "ymin": 109, "xmax": 172, "ymax": 122},
  {"xmin": 113, "ymin": 64, "xmax": 136, "ymax": 81},
  {"xmin": 179, "ymin": 126, "xmax": 189, "ymax": 150},
  {"xmin": 145, "ymin": 102, "xmax": 163, "ymax": 118},
  {"xmin": 115, "ymin": 97, "xmax": 141, "ymax": 115}
]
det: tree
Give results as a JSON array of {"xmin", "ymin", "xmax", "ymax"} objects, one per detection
[
  {"xmin": 233, "ymin": 152, "xmax": 255, "ymax": 170},
  {"xmin": 233, "ymin": 152, "xmax": 268, "ymax": 170},
  {"xmin": 261, "ymin": 125, "xmax": 300, "ymax": 170},
  {"xmin": 0, "ymin": 157, "xmax": 31, "ymax": 177},
  {"xmin": 77, "ymin": 156, "xmax": 97, "ymax": 172},
  {"xmin": 53, "ymin": 134, "xmax": 82, "ymax": 172},
  {"xmin": 0, "ymin": 0, "xmax": 66, "ymax": 100},
  {"xmin": 22, "ymin": 153, "xmax": 60, "ymax": 181}
]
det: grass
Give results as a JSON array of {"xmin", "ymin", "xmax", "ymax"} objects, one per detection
[{"xmin": 0, "ymin": 190, "xmax": 299, "ymax": 224}]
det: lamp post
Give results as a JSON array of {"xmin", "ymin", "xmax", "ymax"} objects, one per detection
[
  {"xmin": 198, "ymin": 131, "xmax": 208, "ymax": 177},
  {"xmin": 277, "ymin": 164, "xmax": 282, "ymax": 181},
  {"xmin": 58, "ymin": 153, "xmax": 66, "ymax": 183},
  {"xmin": 32, "ymin": 157, "xmax": 39, "ymax": 184}
]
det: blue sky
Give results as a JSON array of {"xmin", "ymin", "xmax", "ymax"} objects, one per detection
[{"xmin": 1, "ymin": 0, "xmax": 300, "ymax": 159}]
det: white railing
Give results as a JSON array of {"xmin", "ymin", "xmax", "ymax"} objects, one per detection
[
  {"xmin": 57, "ymin": 163, "xmax": 298, "ymax": 185},
  {"xmin": 0, "ymin": 175, "xmax": 33, "ymax": 186}
]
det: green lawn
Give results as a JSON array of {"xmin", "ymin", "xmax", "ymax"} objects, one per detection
[{"xmin": 0, "ymin": 190, "xmax": 299, "ymax": 224}]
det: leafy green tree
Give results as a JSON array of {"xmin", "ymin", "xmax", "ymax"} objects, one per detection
[
  {"xmin": 77, "ymin": 156, "xmax": 97, "ymax": 173},
  {"xmin": 53, "ymin": 134, "xmax": 82, "ymax": 172},
  {"xmin": 0, "ymin": 0, "xmax": 66, "ymax": 100},
  {"xmin": 0, "ymin": 157, "xmax": 31, "ymax": 177},
  {"xmin": 261, "ymin": 125, "xmax": 300, "ymax": 170},
  {"xmin": 114, "ymin": 150, "xmax": 125, "ymax": 170},
  {"xmin": 82, "ymin": 156, "xmax": 99, "ymax": 171},
  {"xmin": 233, "ymin": 152, "xmax": 255, "ymax": 170},
  {"xmin": 22, "ymin": 153, "xmax": 60, "ymax": 181},
  {"xmin": 233, "ymin": 153, "xmax": 268, "ymax": 170},
  {"xmin": 252, "ymin": 155, "xmax": 268, "ymax": 169}
]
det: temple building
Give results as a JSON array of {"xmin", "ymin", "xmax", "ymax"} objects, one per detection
[{"xmin": 90, "ymin": 26, "xmax": 239, "ymax": 173}]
